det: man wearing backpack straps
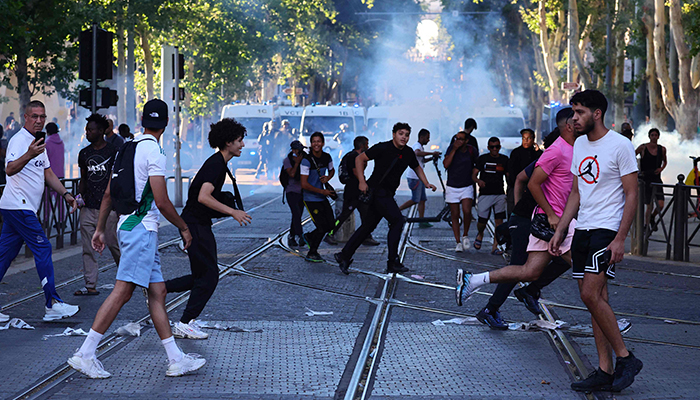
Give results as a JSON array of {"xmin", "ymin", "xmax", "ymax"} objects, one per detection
[{"xmin": 69, "ymin": 99, "xmax": 206, "ymax": 379}]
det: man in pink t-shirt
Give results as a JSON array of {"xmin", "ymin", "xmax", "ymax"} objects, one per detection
[{"xmin": 454, "ymin": 108, "xmax": 580, "ymax": 307}]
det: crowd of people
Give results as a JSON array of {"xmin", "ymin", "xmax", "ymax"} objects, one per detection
[{"xmin": 0, "ymin": 89, "xmax": 659, "ymax": 393}]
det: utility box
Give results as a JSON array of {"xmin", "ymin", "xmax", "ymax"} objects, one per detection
[{"xmin": 333, "ymin": 194, "xmax": 355, "ymax": 242}]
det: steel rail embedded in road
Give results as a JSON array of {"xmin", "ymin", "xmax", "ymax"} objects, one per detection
[{"xmin": 1, "ymin": 196, "xmax": 280, "ymax": 313}]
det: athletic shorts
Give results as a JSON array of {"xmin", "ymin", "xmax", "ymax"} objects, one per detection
[
  {"xmin": 527, "ymin": 218, "xmax": 577, "ymax": 253},
  {"xmin": 115, "ymin": 223, "xmax": 163, "ymax": 287},
  {"xmin": 643, "ymin": 177, "xmax": 664, "ymax": 204},
  {"xmin": 571, "ymin": 228, "xmax": 617, "ymax": 280},
  {"xmin": 408, "ymin": 178, "xmax": 427, "ymax": 203},
  {"xmin": 477, "ymin": 194, "xmax": 507, "ymax": 220},
  {"xmin": 445, "ymin": 185, "xmax": 474, "ymax": 203}
]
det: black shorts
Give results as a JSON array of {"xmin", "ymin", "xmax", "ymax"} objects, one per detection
[
  {"xmin": 572, "ymin": 229, "xmax": 617, "ymax": 280},
  {"xmin": 643, "ymin": 176, "xmax": 664, "ymax": 204}
]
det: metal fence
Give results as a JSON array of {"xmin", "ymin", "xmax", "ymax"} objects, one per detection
[{"xmin": 633, "ymin": 175, "xmax": 700, "ymax": 262}]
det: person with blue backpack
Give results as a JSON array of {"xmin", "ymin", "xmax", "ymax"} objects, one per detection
[{"xmin": 68, "ymin": 99, "xmax": 206, "ymax": 379}]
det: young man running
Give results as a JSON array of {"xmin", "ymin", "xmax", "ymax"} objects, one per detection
[
  {"xmin": 300, "ymin": 132, "xmax": 336, "ymax": 262},
  {"xmin": 0, "ymin": 100, "xmax": 80, "ymax": 323},
  {"xmin": 456, "ymin": 107, "xmax": 577, "ymax": 311},
  {"xmin": 399, "ymin": 128, "xmax": 440, "ymax": 226},
  {"xmin": 550, "ymin": 90, "xmax": 642, "ymax": 392},
  {"xmin": 335, "ymin": 122, "xmax": 436, "ymax": 275},
  {"xmin": 68, "ymin": 99, "xmax": 205, "ymax": 379},
  {"xmin": 472, "ymin": 137, "xmax": 508, "ymax": 255},
  {"xmin": 165, "ymin": 118, "xmax": 252, "ymax": 339}
]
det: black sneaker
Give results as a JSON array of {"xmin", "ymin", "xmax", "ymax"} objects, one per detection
[
  {"xmin": 386, "ymin": 259, "xmax": 409, "ymax": 274},
  {"xmin": 476, "ymin": 307, "xmax": 508, "ymax": 330},
  {"xmin": 363, "ymin": 236, "xmax": 380, "ymax": 246},
  {"xmin": 302, "ymin": 233, "xmax": 311, "ymax": 249},
  {"xmin": 612, "ymin": 352, "xmax": 643, "ymax": 392},
  {"xmin": 298, "ymin": 234, "xmax": 307, "ymax": 248},
  {"xmin": 514, "ymin": 286, "xmax": 542, "ymax": 316},
  {"xmin": 571, "ymin": 368, "xmax": 614, "ymax": 392},
  {"xmin": 305, "ymin": 251, "xmax": 324, "ymax": 263},
  {"xmin": 323, "ymin": 234, "xmax": 338, "ymax": 245},
  {"xmin": 334, "ymin": 252, "xmax": 352, "ymax": 275},
  {"xmin": 288, "ymin": 235, "xmax": 298, "ymax": 247}
]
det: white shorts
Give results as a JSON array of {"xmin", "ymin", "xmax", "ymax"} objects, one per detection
[{"xmin": 445, "ymin": 185, "xmax": 474, "ymax": 203}]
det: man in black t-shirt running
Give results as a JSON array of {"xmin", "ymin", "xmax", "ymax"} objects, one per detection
[
  {"xmin": 335, "ymin": 123, "xmax": 436, "ymax": 275},
  {"xmin": 76, "ymin": 114, "xmax": 120, "ymax": 296}
]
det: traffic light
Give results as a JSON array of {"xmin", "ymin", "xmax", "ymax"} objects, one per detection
[
  {"xmin": 79, "ymin": 87, "xmax": 118, "ymax": 110},
  {"xmin": 79, "ymin": 28, "xmax": 114, "ymax": 81},
  {"xmin": 172, "ymin": 53, "xmax": 185, "ymax": 80}
]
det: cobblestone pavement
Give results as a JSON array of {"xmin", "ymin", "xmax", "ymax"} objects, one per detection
[{"xmin": 0, "ymin": 192, "xmax": 698, "ymax": 399}]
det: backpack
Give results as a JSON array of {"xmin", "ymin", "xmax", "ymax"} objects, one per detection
[
  {"xmin": 110, "ymin": 137, "xmax": 157, "ymax": 215},
  {"xmin": 338, "ymin": 152, "xmax": 352, "ymax": 184},
  {"xmin": 279, "ymin": 164, "xmax": 290, "ymax": 189}
]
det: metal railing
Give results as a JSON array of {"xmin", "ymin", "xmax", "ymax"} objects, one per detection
[{"xmin": 635, "ymin": 175, "xmax": 700, "ymax": 262}]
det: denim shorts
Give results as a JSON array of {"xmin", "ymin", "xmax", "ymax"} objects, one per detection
[
  {"xmin": 408, "ymin": 178, "xmax": 427, "ymax": 202},
  {"xmin": 115, "ymin": 223, "xmax": 163, "ymax": 288}
]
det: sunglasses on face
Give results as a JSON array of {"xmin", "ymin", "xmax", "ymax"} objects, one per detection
[{"xmin": 489, "ymin": 145, "xmax": 501, "ymax": 149}]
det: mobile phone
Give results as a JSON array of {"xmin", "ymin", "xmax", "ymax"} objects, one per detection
[{"xmin": 34, "ymin": 131, "xmax": 46, "ymax": 143}]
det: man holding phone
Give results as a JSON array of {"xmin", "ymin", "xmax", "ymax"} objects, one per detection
[{"xmin": 0, "ymin": 100, "xmax": 80, "ymax": 323}]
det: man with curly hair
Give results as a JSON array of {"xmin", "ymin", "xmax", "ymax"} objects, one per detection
[{"xmin": 165, "ymin": 118, "xmax": 251, "ymax": 339}]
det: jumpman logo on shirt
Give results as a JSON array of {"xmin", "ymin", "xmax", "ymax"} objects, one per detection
[{"xmin": 578, "ymin": 155, "xmax": 598, "ymax": 184}]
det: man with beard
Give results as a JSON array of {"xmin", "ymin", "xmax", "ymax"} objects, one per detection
[
  {"xmin": 551, "ymin": 90, "xmax": 642, "ymax": 392},
  {"xmin": 334, "ymin": 122, "xmax": 437, "ymax": 275},
  {"xmin": 75, "ymin": 113, "xmax": 121, "ymax": 295},
  {"xmin": 507, "ymin": 128, "xmax": 541, "ymax": 214}
]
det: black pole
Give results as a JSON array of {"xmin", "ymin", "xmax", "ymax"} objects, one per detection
[
  {"xmin": 673, "ymin": 175, "xmax": 687, "ymax": 261},
  {"xmin": 91, "ymin": 23, "xmax": 98, "ymax": 114}
]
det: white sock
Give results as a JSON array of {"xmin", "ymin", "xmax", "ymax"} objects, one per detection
[
  {"xmin": 471, "ymin": 272, "xmax": 490, "ymax": 289},
  {"xmin": 162, "ymin": 336, "xmax": 184, "ymax": 364},
  {"xmin": 78, "ymin": 329, "xmax": 103, "ymax": 359}
]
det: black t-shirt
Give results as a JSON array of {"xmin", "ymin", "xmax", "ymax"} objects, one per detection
[
  {"xmin": 475, "ymin": 153, "xmax": 509, "ymax": 195},
  {"xmin": 445, "ymin": 144, "xmax": 477, "ymax": 188},
  {"xmin": 507, "ymin": 146, "xmax": 542, "ymax": 187},
  {"xmin": 341, "ymin": 150, "xmax": 361, "ymax": 195},
  {"xmin": 466, "ymin": 134, "xmax": 479, "ymax": 154},
  {"xmin": 512, "ymin": 160, "xmax": 538, "ymax": 217},
  {"xmin": 182, "ymin": 152, "xmax": 228, "ymax": 225},
  {"xmin": 78, "ymin": 143, "xmax": 117, "ymax": 209},
  {"xmin": 364, "ymin": 141, "xmax": 419, "ymax": 194}
]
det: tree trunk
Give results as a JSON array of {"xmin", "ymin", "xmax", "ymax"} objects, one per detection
[
  {"xmin": 138, "ymin": 25, "xmax": 154, "ymax": 101},
  {"xmin": 612, "ymin": 0, "xmax": 626, "ymax": 129},
  {"xmin": 14, "ymin": 52, "xmax": 32, "ymax": 115},
  {"xmin": 538, "ymin": 0, "xmax": 561, "ymax": 101},
  {"xmin": 643, "ymin": 0, "xmax": 668, "ymax": 127},
  {"xmin": 570, "ymin": 0, "xmax": 593, "ymax": 89},
  {"xmin": 117, "ymin": 26, "xmax": 127, "ymax": 125}
]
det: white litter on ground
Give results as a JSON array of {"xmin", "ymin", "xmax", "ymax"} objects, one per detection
[
  {"xmin": 42, "ymin": 327, "xmax": 88, "ymax": 340},
  {"xmin": 410, "ymin": 275, "xmax": 425, "ymax": 280},
  {"xmin": 508, "ymin": 320, "xmax": 567, "ymax": 331},
  {"xmin": 115, "ymin": 322, "xmax": 141, "ymax": 337},
  {"xmin": 0, "ymin": 318, "xmax": 35, "ymax": 330},
  {"xmin": 431, "ymin": 317, "xmax": 479, "ymax": 326},
  {"xmin": 305, "ymin": 308, "xmax": 333, "ymax": 317},
  {"xmin": 97, "ymin": 284, "xmax": 115, "ymax": 290},
  {"xmin": 196, "ymin": 321, "xmax": 263, "ymax": 333}
]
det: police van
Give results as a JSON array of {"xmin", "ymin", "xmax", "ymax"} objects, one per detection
[
  {"xmin": 470, "ymin": 107, "xmax": 527, "ymax": 155},
  {"xmin": 299, "ymin": 104, "xmax": 359, "ymax": 155},
  {"xmin": 220, "ymin": 103, "xmax": 279, "ymax": 171}
]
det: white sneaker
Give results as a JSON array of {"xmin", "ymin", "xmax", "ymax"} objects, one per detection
[
  {"xmin": 68, "ymin": 352, "xmax": 111, "ymax": 379},
  {"xmin": 172, "ymin": 321, "xmax": 209, "ymax": 340},
  {"xmin": 455, "ymin": 242, "xmax": 464, "ymax": 252},
  {"xmin": 166, "ymin": 353, "xmax": 206, "ymax": 377},
  {"xmin": 0, "ymin": 312, "xmax": 9, "ymax": 323},
  {"xmin": 461, "ymin": 236, "xmax": 471, "ymax": 250},
  {"xmin": 44, "ymin": 302, "xmax": 80, "ymax": 321}
]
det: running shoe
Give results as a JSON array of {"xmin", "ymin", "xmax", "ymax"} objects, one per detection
[
  {"xmin": 513, "ymin": 287, "xmax": 542, "ymax": 316},
  {"xmin": 455, "ymin": 269, "xmax": 474, "ymax": 306},
  {"xmin": 302, "ymin": 233, "xmax": 311, "ymax": 249},
  {"xmin": 461, "ymin": 236, "xmax": 471, "ymax": 250},
  {"xmin": 166, "ymin": 353, "xmax": 206, "ymax": 377},
  {"xmin": 298, "ymin": 234, "xmax": 307, "ymax": 247},
  {"xmin": 386, "ymin": 259, "xmax": 409, "ymax": 274},
  {"xmin": 43, "ymin": 302, "xmax": 80, "ymax": 321},
  {"xmin": 334, "ymin": 252, "xmax": 352, "ymax": 275},
  {"xmin": 419, "ymin": 222, "xmax": 433, "ymax": 228},
  {"xmin": 571, "ymin": 368, "xmax": 613, "ymax": 392},
  {"xmin": 363, "ymin": 236, "xmax": 380, "ymax": 246},
  {"xmin": 305, "ymin": 251, "xmax": 325, "ymax": 263},
  {"xmin": 455, "ymin": 242, "xmax": 464, "ymax": 252},
  {"xmin": 323, "ymin": 234, "xmax": 338, "ymax": 245},
  {"xmin": 172, "ymin": 320, "xmax": 209, "ymax": 340},
  {"xmin": 68, "ymin": 352, "xmax": 111, "ymax": 379},
  {"xmin": 0, "ymin": 312, "xmax": 9, "ymax": 323},
  {"xmin": 476, "ymin": 307, "xmax": 508, "ymax": 330},
  {"xmin": 612, "ymin": 352, "xmax": 643, "ymax": 392},
  {"xmin": 288, "ymin": 235, "xmax": 298, "ymax": 247}
]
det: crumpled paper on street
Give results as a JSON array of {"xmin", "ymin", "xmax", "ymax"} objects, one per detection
[
  {"xmin": 431, "ymin": 317, "xmax": 479, "ymax": 326},
  {"xmin": 0, "ymin": 318, "xmax": 35, "ymax": 330},
  {"xmin": 97, "ymin": 284, "xmax": 115, "ymax": 290},
  {"xmin": 115, "ymin": 322, "xmax": 141, "ymax": 337},
  {"xmin": 42, "ymin": 327, "xmax": 88, "ymax": 340},
  {"xmin": 196, "ymin": 321, "xmax": 263, "ymax": 333},
  {"xmin": 508, "ymin": 319, "xmax": 567, "ymax": 331},
  {"xmin": 305, "ymin": 308, "xmax": 333, "ymax": 317}
]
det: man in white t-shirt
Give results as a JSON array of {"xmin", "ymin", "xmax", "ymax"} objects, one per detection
[
  {"xmin": 0, "ymin": 100, "xmax": 80, "ymax": 323},
  {"xmin": 399, "ymin": 128, "xmax": 440, "ymax": 226},
  {"xmin": 550, "ymin": 90, "xmax": 642, "ymax": 393},
  {"xmin": 69, "ymin": 99, "xmax": 206, "ymax": 379}
]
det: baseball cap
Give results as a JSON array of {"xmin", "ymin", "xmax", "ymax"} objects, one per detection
[
  {"xmin": 290, "ymin": 140, "xmax": 306, "ymax": 151},
  {"xmin": 142, "ymin": 99, "xmax": 168, "ymax": 130}
]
